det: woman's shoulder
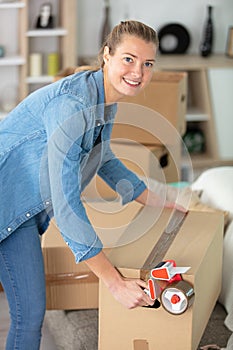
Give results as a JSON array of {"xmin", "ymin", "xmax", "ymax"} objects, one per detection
[{"xmin": 59, "ymin": 69, "xmax": 104, "ymax": 106}]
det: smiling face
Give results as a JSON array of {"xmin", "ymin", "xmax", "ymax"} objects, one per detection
[{"xmin": 103, "ymin": 35, "xmax": 156, "ymax": 103}]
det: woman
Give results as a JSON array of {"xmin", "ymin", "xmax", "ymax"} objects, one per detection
[{"xmin": 0, "ymin": 21, "xmax": 184, "ymax": 349}]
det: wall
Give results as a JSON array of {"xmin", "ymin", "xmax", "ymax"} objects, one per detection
[{"xmin": 77, "ymin": 0, "xmax": 233, "ymax": 58}]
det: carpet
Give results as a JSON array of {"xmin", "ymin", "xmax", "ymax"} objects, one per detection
[
  {"xmin": 45, "ymin": 309, "xmax": 98, "ymax": 350},
  {"xmin": 45, "ymin": 302, "xmax": 232, "ymax": 350}
]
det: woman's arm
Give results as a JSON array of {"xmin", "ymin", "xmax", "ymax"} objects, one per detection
[{"xmin": 84, "ymin": 250, "xmax": 154, "ymax": 309}]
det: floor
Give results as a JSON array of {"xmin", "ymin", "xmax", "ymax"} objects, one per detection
[
  {"xmin": 0, "ymin": 292, "xmax": 57, "ymax": 350},
  {"xmin": 0, "ymin": 290, "xmax": 231, "ymax": 350}
]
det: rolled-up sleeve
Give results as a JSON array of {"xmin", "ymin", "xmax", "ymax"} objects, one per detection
[{"xmin": 98, "ymin": 140, "xmax": 147, "ymax": 205}]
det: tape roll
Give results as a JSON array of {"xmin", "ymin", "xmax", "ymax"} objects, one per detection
[{"xmin": 160, "ymin": 280, "xmax": 194, "ymax": 315}]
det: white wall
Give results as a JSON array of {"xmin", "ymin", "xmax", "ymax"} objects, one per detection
[
  {"xmin": 208, "ymin": 68, "xmax": 233, "ymax": 159},
  {"xmin": 77, "ymin": 0, "xmax": 233, "ymax": 58}
]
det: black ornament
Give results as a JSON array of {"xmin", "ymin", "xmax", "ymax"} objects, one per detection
[
  {"xmin": 158, "ymin": 23, "xmax": 191, "ymax": 54},
  {"xmin": 200, "ymin": 6, "xmax": 214, "ymax": 57}
]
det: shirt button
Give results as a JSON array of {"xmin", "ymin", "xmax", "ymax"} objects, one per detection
[
  {"xmin": 26, "ymin": 213, "xmax": 31, "ymax": 217},
  {"xmin": 45, "ymin": 201, "xmax": 50, "ymax": 206},
  {"xmin": 97, "ymin": 122, "xmax": 101, "ymax": 127},
  {"xmin": 7, "ymin": 227, "xmax": 12, "ymax": 232}
]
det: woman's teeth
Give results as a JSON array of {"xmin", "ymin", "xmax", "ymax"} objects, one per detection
[{"xmin": 124, "ymin": 78, "xmax": 140, "ymax": 86}]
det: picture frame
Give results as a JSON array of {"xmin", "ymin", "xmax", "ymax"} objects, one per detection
[{"xmin": 226, "ymin": 26, "xmax": 233, "ymax": 57}]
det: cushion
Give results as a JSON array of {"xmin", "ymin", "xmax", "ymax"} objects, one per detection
[{"xmin": 191, "ymin": 167, "xmax": 233, "ymax": 221}]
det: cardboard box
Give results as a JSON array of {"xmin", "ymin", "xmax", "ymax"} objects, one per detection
[
  {"xmin": 83, "ymin": 141, "xmax": 181, "ymax": 201},
  {"xmin": 42, "ymin": 200, "xmax": 142, "ymax": 310},
  {"xmin": 98, "ymin": 209, "xmax": 224, "ymax": 350},
  {"xmin": 42, "ymin": 219, "xmax": 99, "ymax": 310},
  {"xmin": 111, "ymin": 71, "xmax": 187, "ymax": 146}
]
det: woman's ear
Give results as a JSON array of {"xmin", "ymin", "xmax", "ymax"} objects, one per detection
[{"xmin": 103, "ymin": 46, "xmax": 110, "ymax": 65}]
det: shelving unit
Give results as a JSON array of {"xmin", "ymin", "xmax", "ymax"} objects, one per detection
[
  {"xmin": 156, "ymin": 54, "xmax": 233, "ymax": 170},
  {"xmin": 0, "ymin": 0, "xmax": 77, "ymax": 118},
  {"xmin": 25, "ymin": 0, "xmax": 77, "ymax": 95},
  {"xmin": 0, "ymin": 1, "xmax": 26, "ymax": 118}
]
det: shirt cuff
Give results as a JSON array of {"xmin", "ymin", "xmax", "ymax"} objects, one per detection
[{"xmin": 60, "ymin": 231, "xmax": 103, "ymax": 263}]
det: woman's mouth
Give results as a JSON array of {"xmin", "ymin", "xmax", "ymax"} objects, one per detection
[{"xmin": 123, "ymin": 77, "xmax": 141, "ymax": 87}]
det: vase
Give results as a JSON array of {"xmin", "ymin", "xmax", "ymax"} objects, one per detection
[
  {"xmin": 200, "ymin": 5, "xmax": 214, "ymax": 57},
  {"xmin": 100, "ymin": 0, "xmax": 111, "ymax": 46}
]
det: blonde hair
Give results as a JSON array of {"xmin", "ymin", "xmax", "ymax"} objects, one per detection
[
  {"xmin": 54, "ymin": 20, "xmax": 158, "ymax": 79},
  {"xmin": 98, "ymin": 20, "xmax": 158, "ymax": 68}
]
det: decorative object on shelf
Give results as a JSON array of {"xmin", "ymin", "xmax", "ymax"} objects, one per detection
[
  {"xmin": 0, "ymin": 45, "xmax": 4, "ymax": 58},
  {"xmin": 183, "ymin": 127, "xmax": 205, "ymax": 154},
  {"xmin": 47, "ymin": 52, "xmax": 59, "ymax": 76},
  {"xmin": 226, "ymin": 27, "xmax": 233, "ymax": 58},
  {"xmin": 35, "ymin": 2, "xmax": 54, "ymax": 29},
  {"xmin": 100, "ymin": 0, "xmax": 111, "ymax": 46},
  {"xmin": 200, "ymin": 5, "xmax": 214, "ymax": 57},
  {"xmin": 29, "ymin": 53, "xmax": 42, "ymax": 77},
  {"xmin": 158, "ymin": 23, "xmax": 191, "ymax": 54}
]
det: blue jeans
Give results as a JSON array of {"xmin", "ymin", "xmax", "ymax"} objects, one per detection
[{"xmin": 0, "ymin": 212, "xmax": 50, "ymax": 350}]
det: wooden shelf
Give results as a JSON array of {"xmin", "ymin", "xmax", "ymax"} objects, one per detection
[
  {"xmin": 156, "ymin": 54, "xmax": 233, "ymax": 70},
  {"xmin": 0, "ymin": 2, "xmax": 25, "ymax": 9},
  {"xmin": 27, "ymin": 28, "xmax": 68, "ymax": 37},
  {"xmin": 155, "ymin": 54, "xmax": 233, "ymax": 168},
  {"xmin": 0, "ymin": 55, "xmax": 25, "ymax": 65},
  {"xmin": 186, "ymin": 108, "xmax": 209, "ymax": 122}
]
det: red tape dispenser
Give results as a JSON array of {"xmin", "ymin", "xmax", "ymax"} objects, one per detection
[{"xmin": 148, "ymin": 260, "xmax": 195, "ymax": 315}]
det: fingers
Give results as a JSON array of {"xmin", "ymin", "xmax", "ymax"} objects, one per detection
[
  {"xmin": 131, "ymin": 279, "xmax": 155, "ymax": 307},
  {"xmin": 165, "ymin": 200, "xmax": 188, "ymax": 213}
]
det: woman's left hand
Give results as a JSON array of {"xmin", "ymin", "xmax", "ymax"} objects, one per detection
[{"xmin": 135, "ymin": 188, "xmax": 188, "ymax": 213}]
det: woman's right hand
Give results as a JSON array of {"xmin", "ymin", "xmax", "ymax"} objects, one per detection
[
  {"xmin": 108, "ymin": 276, "xmax": 154, "ymax": 309},
  {"xmin": 85, "ymin": 251, "xmax": 154, "ymax": 309}
]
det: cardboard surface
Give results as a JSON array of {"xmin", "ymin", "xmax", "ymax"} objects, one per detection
[
  {"xmin": 83, "ymin": 141, "xmax": 181, "ymax": 201},
  {"xmin": 42, "ymin": 219, "xmax": 99, "ymax": 310},
  {"xmin": 112, "ymin": 71, "xmax": 187, "ymax": 145},
  {"xmin": 42, "ymin": 200, "xmax": 143, "ymax": 310},
  {"xmin": 98, "ymin": 209, "xmax": 224, "ymax": 350}
]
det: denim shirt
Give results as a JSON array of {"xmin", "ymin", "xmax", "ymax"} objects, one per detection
[{"xmin": 0, "ymin": 69, "xmax": 146, "ymax": 262}]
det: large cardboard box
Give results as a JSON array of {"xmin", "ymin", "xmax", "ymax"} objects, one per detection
[
  {"xmin": 111, "ymin": 71, "xmax": 187, "ymax": 146},
  {"xmin": 42, "ymin": 200, "xmax": 142, "ymax": 310},
  {"xmin": 83, "ymin": 141, "xmax": 181, "ymax": 201},
  {"xmin": 99, "ymin": 209, "xmax": 224, "ymax": 350}
]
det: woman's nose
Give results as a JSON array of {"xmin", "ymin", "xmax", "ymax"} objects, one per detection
[{"xmin": 131, "ymin": 63, "xmax": 143, "ymax": 78}]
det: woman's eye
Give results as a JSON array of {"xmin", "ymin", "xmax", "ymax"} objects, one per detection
[
  {"xmin": 124, "ymin": 57, "xmax": 133, "ymax": 63},
  {"xmin": 144, "ymin": 61, "xmax": 154, "ymax": 68}
]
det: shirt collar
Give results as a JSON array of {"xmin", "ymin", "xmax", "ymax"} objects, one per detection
[{"xmin": 93, "ymin": 69, "xmax": 117, "ymax": 124}]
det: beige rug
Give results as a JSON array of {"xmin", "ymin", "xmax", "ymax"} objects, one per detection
[{"xmin": 45, "ymin": 303, "xmax": 232, "ymax": 350}]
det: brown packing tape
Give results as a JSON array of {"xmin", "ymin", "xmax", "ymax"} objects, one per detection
[
  {"xmin": 161, "ymin": 280, "xmax": 195, "ymax": 315},
  {"xmin": 133, "ymin": 339, "xmax": 149, "ymax": 350},
  {"xmin": 45, "ymin": 271, "xmax": 98, "ymax": 285}
]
